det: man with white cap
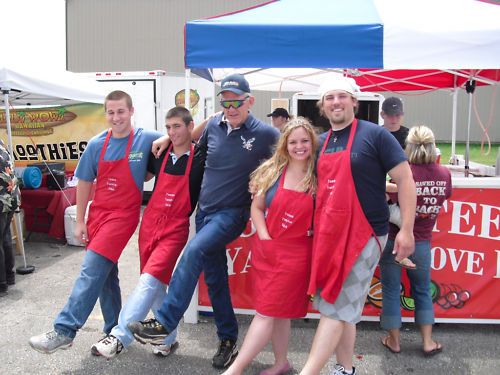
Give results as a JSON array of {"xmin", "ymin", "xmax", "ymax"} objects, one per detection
[
  {"xmin": 301, "ymin": 77, "xmax": 416, "ymax": 375},
  {"xmin": 128, "ymin": 73, "xmax": 279, "ymax": 369}
]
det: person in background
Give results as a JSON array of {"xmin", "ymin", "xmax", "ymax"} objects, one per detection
[
  {"xmin": 29, "ymin": 90, "xmax": 162, "ymax": 354},
  {"xmin": 300, "ymin": 77, "xmax": 416, "ymax": 375},
  {"xmin": 380, "ymin": 125, "xmax": 451, "ymax": 357},
  {"xmin": 384, "ymin": 96, "xmax": 416, "ymax": 269},
  {"xmin": 128, "ymin": 73, "xmax": 280, "ymax": 369},
  {"xmin": 90, "ymin": 106, "xmax": 205, "ymax": 359},
  {"xmin": 267, "ymin": 108, "xmax": 290, "ymax": 131},
  {"xmin": 0, "ymin": 139, "xmax": 20, "ymax": 297},
  {"xmin": 381, "ymin": 97, "xmax": 409, "ymax": 149},
  {"xmin": 223, "ymin": 118, "xmax": 317, "ymax": 375}
]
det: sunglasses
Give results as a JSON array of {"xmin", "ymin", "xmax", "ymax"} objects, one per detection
[{"xmin": 220, "ymin": 96, "xmax": 249, "ymax": 109}]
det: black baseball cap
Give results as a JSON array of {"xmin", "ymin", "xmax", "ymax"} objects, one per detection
[
  {"xmin": 218, "ymin": 73, "xmax": 251, "ymax": 95},
  {"xmin": 267, "ymin": 108, "xmax": 290, "ymax": 118},
  {"xmin": 382, "ymin": 97, "xmax": 404, "ymax": 116}
]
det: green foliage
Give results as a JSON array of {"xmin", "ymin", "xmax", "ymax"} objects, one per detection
[{"xmin": 436, "ymin": 142, "xmax": 500, "ymax": 166}]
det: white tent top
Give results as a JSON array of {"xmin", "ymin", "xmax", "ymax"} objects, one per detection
[{"xmin": 0, "ymin": 66, "xmax": 106, "ymax": 106}]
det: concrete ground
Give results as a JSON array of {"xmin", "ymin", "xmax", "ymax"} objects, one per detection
[{"xmin": 1, "ymin": 229, "xmax": 499, "ymax": 375}]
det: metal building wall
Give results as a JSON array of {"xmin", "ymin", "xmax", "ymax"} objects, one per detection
[
  {"xmin": 66, "ymin": 0, "xmax": 264, "ymax": 73},
  {"xmin": 66, "ymin": 0, "xmax": 499, "ymax": 142}
]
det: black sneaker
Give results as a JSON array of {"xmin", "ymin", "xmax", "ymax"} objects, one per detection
[
  {"xmin": 127, "ymin": 318, "xmax": 169, "ymax": 345},
  {"xmin": 212, "ymin": 339, "xmax": 238, "ymax": 369}
]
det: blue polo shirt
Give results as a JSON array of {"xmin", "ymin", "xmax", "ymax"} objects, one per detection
[{"xmin": 198, "ymin": 113, "xmax": 279, "ymax": 212}]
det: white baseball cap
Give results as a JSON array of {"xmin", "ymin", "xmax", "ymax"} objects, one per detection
[{"xmin": 319, "ymin": 76, "xmax": 360, "ymax": 98}]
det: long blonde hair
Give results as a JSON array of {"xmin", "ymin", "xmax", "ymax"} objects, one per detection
[
  {"xmin": 250, "ymin": 117, "xmax": 318, "ymax": 196},
  {"xmin": 405, "ymin": 125, "xmax": 438, "ymax": 164}
]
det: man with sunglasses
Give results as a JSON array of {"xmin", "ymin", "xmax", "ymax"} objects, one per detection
[{"xmin": 129, "ymin": 74, "xmax": 279, "ymax": 369}]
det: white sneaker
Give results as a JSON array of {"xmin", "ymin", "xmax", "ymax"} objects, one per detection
[
  {"xmin": 29, "ymin": 330, "xmax": 73, "ymax": 354},
  {"xmin": 91, "ymin": 334, "xmax": 124, "ymax": 359},
  {"xmin": 152, "ymin": 341, "xmax": 179, "ymax": 357},
  {"xmin": 331, "ymin": 364, "xmax": 356, "ymax": 375}
]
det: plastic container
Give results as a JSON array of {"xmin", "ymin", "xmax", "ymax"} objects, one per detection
[
  {"xmin": 22, "ymin": 166, "xmax": 42, "ymax": 189},
  {"xmin": 64, "ymin": 203, "xmax": 90, "ymax": 246}
]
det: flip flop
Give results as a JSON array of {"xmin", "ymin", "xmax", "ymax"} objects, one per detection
[
  {"xmin": 381, "ymin": 336, "xmax": 400, "ymax": 354},
  {"xmin": 395, "ymin": 258, "xmax": 417, "ymax": 270},
  {"xmin": 423, "ymin": 342, "xmax": 443, "ymax": 357}
]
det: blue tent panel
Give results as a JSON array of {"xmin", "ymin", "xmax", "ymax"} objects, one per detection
[{"xmin": 185, "ymin": 0, "xmax": 383, "ymax": 69}]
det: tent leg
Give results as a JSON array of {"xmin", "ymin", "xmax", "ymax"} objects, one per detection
[
  {"xmin": 14, "ymin": 212, "xmax": 35, "ymax": 275},
  {"xmin": 451, "ymin": 88, "xmax": 458, "ymax": 163},
  {"xmin": 185, "ymin": 69, "xmax": 191, "ymax": 110},
  {"xmin": 2, "ymin": 90, "xmax": 35, "ymax": 275},
  {"xmin": 464, "ymin": 80, "xmax": 476, "ymax": 177}
]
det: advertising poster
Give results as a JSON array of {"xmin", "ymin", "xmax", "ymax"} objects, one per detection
[
  {"xmin": 198, "ymin": 187, "xmax": 500, "ymax": 322},
  {"xmin": 0, "ymin": 103, "xmax": 106, "ymax": 172}
]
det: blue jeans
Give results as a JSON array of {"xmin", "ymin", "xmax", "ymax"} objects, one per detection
[
  {"xmin": 156, "ymin": 207, "xmax": 249, "ymax": 341},
  {"xmin": 111, "ymin": 273, "xmax": 177, "ymax": 347},
  {"xmin": 379, "ymin": 239, "xmax": 435, "ymax": 330},
  {"xmin": 54, "ymin": 250, "xmax": 121, "ymax": 339}
]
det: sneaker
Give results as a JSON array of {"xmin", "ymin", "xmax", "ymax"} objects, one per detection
[
  {"xmin": 152, "ymin": 341, "xmax": 179, "ymax": 357},
  {"xmin": 330, "ymin": 364, "xmax": 356, "ymax": 375},
  {"xmin": 127, "ymin": 318, "xmax": 169, "ymax": 345},
  {"xmin": 212, "ymin": 339, "xmax": 238, "ymax": 369},
  {"xmin": 91, "ymin": 334, "xmax": 124, "ymax": 359},
  {"xmin": 29, "ymin": 330, "xmax": 73, "ymax": 354}
]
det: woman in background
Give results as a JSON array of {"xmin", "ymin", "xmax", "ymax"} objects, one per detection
[{"xmin": 380, "ymin": 125, "xmax": 452, "ymax": 356}]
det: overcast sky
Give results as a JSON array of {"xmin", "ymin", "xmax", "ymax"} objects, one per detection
[{"xmin": 1, "ymin": 0, "xmax": 65, "ymax": 73}]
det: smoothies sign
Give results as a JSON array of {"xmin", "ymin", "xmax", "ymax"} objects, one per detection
[
  {"xmin": 198, "ymin": 187, "xmax": 500, "ymax": 322},
  {"xmin": 0, "ymin": 103, "xmax": 106, "ymax": 172}
]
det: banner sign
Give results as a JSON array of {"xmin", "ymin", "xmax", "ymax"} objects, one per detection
[
  {"xmin": 1, "ymin": 103, "xmax": 106, "ymax": 172},
  {"xmin": 198, "ymin": 187, "xmax": 500, "ymax": 321}
]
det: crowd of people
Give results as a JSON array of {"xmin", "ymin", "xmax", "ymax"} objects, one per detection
[{"xmin": 21, "ymin": 74, "xmax": 451, "ymax": 375}]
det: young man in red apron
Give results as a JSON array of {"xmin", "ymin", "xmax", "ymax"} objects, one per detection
[
  {"xmin": 29, "ymin": 90, "xmax": 161, "ymax": 354},
  {"xmin": 300, "ymin": 78, "xmax": 416, "ymax": 375},
  {"xmin": 90, "ymin": 106, "xmax": 205, "ymax": 359},
  {"xmin": 128, "ymin": 74, "xmax": 280, "ymax": 369}
]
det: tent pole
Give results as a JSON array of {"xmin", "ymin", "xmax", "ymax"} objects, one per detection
[
  {"xmin": 185, "ymin": 69, "xmax": 191, "ymax": 110},
  {"xmin": 2, "ymin": 90, "xmax": 15, "ymax": 160},
  {"xmin": 464, "ymin": 80, "xmax": 476, "ymax": 177},
  {"xmin": 2, "ymin": 90, "xmax": 35, "ymax": 274},
  {"xmin": 451, "ymin": 88, "xmax": 458, "ymax": 162}
]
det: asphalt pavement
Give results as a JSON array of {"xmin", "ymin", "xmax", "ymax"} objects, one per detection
[{"xmin": 1, "ymin": 229, "xmax": 499, "ymax": 375}]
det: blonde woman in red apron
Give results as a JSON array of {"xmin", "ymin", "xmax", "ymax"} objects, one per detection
[
  {"xmin": 300, "ymin": 78, "xmax": 416, "ymax": 375},
  {"xmin": 29, "ymin": 91, "xmax": 162, "ymax": 354},
  {"xmin": 223, "ymin": 118, "xmax": 317, "ymax": 375},
  {"xmin": 91, "ymin": 106, "xmax": 205, "ymax": 359}
]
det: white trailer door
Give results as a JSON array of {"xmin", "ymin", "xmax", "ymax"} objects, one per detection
[
  {"xmin": 98, "ymin": 79, "xmax": 158, "ymax": 131},
  {"xmin": 98, "ymin": 79, "xmax": 158, "ymax": 193}
]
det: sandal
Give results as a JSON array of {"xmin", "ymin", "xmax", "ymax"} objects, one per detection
[
  {"xmin": 395, "ymin": 258, "xmax": 417, "ymax": 270},
  {"xmin": 381, "ymin": 336, "xmax": 400, "ymax": 354},
  {"xmin": 423, "ymin": 341, "xmax": 443, "ymax": 357}
]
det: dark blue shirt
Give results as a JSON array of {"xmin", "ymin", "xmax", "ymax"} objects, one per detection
[
  {"xmin": 318, "ymin": 120, "xmax": 407, "ymax": 235},
  {"xmin": 198, "ymin": 113, "xmax": 279, "ymax": 212}
]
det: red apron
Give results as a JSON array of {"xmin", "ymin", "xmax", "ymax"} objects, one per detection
[
  {"xmin": 138, "ymin": 143, "xmax": 193, "ymax": 284},
  {"xmin": 252, "ymin": 167, "xmax": 314, "ymax": 318},
  {"xmin": 307, "ymin": 119, "xmax": 376, "ymax": 304},
  {"xmin": 86, "ymin": 129, "xmax": 142, "ymax": 263}
]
